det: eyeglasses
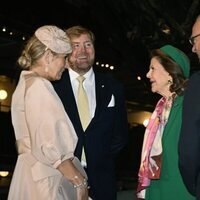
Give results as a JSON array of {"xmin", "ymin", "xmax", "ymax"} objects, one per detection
[{"xmin": 189, "ymin": 33, "xmax": 200, "ymax": 45}]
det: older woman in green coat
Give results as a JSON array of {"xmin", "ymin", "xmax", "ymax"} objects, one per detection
[{"xmin": 137, "ymin": 45, "xmax": 195, "ymax": 200}]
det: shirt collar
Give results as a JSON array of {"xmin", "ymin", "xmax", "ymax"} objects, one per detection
[{"xmin": 68, "ymin": 67, "xmax": 94, "ymax": 82}]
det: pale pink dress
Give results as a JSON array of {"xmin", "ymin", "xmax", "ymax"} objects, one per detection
[{"xmin": 8, "ymin": 71, "xmax": 78, "ymax": 200}]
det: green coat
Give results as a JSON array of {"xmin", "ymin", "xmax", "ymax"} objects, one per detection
[{"xmin": 145, "ymin": 96, "xmax": 195, "ymax": 200}]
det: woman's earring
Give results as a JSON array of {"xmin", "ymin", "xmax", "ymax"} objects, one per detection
[{"xmin": 168, "ymin": 80, "xmax": 172, "ymax": 84}]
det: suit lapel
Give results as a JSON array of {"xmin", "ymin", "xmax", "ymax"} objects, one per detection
[
  {"xmin": 64, "ymin": 70, "xmax": 83, "ymax": 132},
  {"xmin": 64, "ymin": 70, "xmax": 112, "ymax": 131},
  {"xmin": 163, "ymin": 96, "xmax": 183, "ymax": 139},
  {"xmin": 90, "ymin": 72, "xmax": 112, "ymax": 124}
]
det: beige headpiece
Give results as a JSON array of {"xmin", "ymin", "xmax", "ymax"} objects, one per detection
[{"xmin": 35, "ymin": 25, "xmax": 72, "ymax": 54}]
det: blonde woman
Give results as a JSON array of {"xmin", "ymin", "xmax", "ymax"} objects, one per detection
[{"xmin": 8, "ymin": 25, "xmax": 88, "ymax": 200}]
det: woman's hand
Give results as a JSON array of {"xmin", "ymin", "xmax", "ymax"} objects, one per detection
[{"xmin": 57, "ymin": 158, "xmax": 89, "ymax": 199}]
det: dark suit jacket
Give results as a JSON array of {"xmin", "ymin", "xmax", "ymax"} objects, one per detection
[
  {"xmin": 179, "ymin": 71, "xmax": 200, "ymax": 199},
  {"xmin": 52, "ymin": 69, "xmax": 128, "ymax": 200}
]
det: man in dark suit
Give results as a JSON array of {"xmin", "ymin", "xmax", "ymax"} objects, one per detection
[
  {"xmin": 52, "ymin": 26, "xmax": 128, "ymax": 200},
  {"xmin": 179, "ymin": 15, "xmax": 200, "ymax": 199}
]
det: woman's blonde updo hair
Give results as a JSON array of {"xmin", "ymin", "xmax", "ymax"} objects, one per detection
[
  {"xmin": 17, "ymin": 35, "xmax": 47, "ymax": 69},
  {"xmin": 18, "ymin": 25, "xmax": 72, "ymax": 69}
]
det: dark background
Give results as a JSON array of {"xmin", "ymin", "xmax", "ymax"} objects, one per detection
[
  {"xmin": 0, "ymin": 0, "xmax": 200, "ymax": 198},
  {"xmin": 1, "ymin": 0, "xmax": 200, "ymax": 108}
]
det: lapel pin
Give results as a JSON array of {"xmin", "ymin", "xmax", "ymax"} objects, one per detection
[{"xmin": 101, "ymin": 85, "xmax": 104, "ymax": 88}]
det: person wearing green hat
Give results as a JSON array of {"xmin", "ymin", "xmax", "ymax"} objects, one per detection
[
  {"xmin": 136, "ymin": 45, "xmax": 195, "ymax": 200},
  {"xmin": 179, "ymin": 14, "xmax": 200, "ymax": 200}
]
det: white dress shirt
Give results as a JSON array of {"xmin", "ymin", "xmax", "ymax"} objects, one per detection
[
  {"xmin": 69, "ymin": 68, "xmax": 96, "ymax": 168},
  {"xmin": 68, "ymin": 68, "xmax": 96, "ymax": 120}
]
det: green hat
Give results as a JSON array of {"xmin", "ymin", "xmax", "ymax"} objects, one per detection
[{"xmin": 160, "ymin": 45, "xmax": 190, "ymax": 77}]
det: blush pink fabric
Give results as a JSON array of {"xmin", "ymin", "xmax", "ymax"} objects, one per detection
[{"xmin": 35, "ymin": 25, "xmax": 72, "ymax": 54}]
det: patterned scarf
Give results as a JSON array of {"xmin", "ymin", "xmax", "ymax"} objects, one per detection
[{"xmin": 137, "ymin": 97, "xmax": 171, "ymax": 198}]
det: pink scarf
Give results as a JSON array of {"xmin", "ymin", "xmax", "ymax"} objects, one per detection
[{"xmin": 137, "ymin": 97, "xmax": 168, "ymax": 198}]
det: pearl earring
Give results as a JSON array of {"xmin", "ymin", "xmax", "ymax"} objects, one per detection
[{"xmin": 168, "ymin": 80, "xmax": 172, "ymax": 84}]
